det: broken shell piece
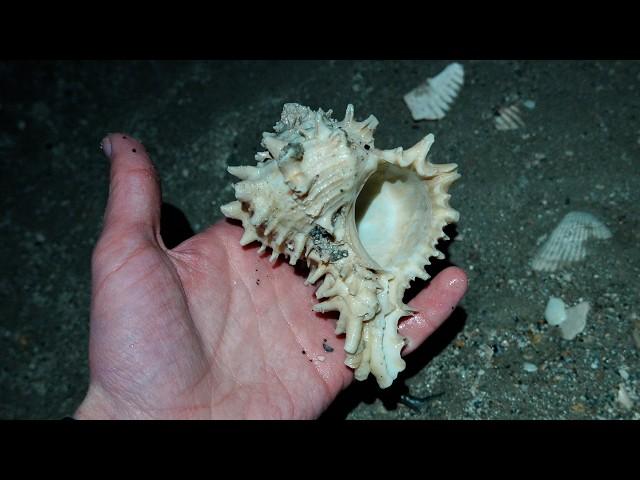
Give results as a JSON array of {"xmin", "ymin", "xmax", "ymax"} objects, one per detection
[
  {"xmin": 531, "ymin": 211, "xmax": 612, "ymax": 272},
  {"xmin": 222, "ymin": 103, "xmax": 460, "ymax": 388},
  {"xmin": 617, "ymin": 384, "xmax": 634, "ymax": 410},
  {"xmin": 633, "ymin": 320, "xmax": 640, "ymax": 350},
  {"xmin": 544, "ymin": 296, "xmax": 567, "ymax": 326},
  {"xmin": 544, "ymin": 296, "xmax": 590, "ymax": 340},
  {"xmin": 559, "ymin": 301, "xmax": 590, "ymax": 340},
  {"xmin": 494, "ymin": 103, "xmax": 525, "ymax": 130},
  {"xmin": 403, "ymin": 63, "xmax": 464, "ymax": 120}
]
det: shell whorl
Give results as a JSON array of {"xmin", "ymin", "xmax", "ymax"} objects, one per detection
[{"xmin": 221, "ymin": 103, "xmax": 460, "ymax": 388}]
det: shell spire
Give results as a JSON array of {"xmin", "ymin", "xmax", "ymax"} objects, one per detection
[{"xmin": 221, "ymin": 103, "xmax": 460, "ymax": 388}]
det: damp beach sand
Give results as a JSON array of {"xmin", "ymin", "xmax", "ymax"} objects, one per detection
[{"xmin": 1, "ymin": 60, "xmax": 639, "ymax": 419}]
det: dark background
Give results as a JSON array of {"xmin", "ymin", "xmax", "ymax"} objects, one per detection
[{"xmin": 1, "ymin": 60, "xmax": 639, "ymax": 419}]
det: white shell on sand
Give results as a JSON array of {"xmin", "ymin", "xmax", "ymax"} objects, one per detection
[
  {"xmin": 531, "ymin": 211, "xmax": 612, "ymax": 272},
  {"xmin": 544, "ymin": 296, "xmax": 590, "ymax": 340},
  {"xmin": 403, "ymin": 63, "xmax": 464, "ymax": 120},
  {"xmin": 221, "ymin": 103, "xmax": 460, "ymax": 388},
  {"xmin": 544, "ymin": 296, "xmax": 567, "ymax": 326},
  {"xmin": 559, "ymin": 300, "xmax": 590, "ymax": 340},
  {"xmin": 494, "ymin": 103, "xmax": 525, "ymax": 130},
  {"xmin": 616, "ymin": 384, "xmax": 634, "ymax": 410},
  {"xmin": 633, "ymin": 320, "xmax": 640, "ymax": 350}
]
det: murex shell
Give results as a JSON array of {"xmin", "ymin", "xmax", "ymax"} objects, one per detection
[{"xmin": 221, "ymin": 103, "xmax": 460, "ymax": 388}]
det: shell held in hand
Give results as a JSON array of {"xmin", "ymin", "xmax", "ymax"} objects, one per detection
[{"xmin": 221, "ymin": 103, "xmax": 460, "ymax": 388}]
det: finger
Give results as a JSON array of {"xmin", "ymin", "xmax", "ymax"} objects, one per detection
[
  {"xmin": 399, "ymin": 266, "xmax": 468, "ymax": 355},
  {"xmin": 100, "ymin": 133, "xmax": 161, "ymax": 245}
]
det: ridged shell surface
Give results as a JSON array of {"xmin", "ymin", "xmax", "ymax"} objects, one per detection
[
  {"xmin": 403, "ymin": 63, "xmax": 464, "ymax": 121},
  {"xmin": 494, "ymin": 104, "xmax": 525, "ymax": 130},
  {"xmin": 531, "ymin": 211, "xmax": 612, "ymax": 272},
  {"xmin": 221, "ymin": 103, "xmax": 460, "ymax": 388}
]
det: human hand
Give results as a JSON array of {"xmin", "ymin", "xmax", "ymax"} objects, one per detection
[{"xmin": 74, "ymin": 133, "xmax": 467, "ymax": 419}]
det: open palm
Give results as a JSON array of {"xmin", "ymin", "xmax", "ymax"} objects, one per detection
[{"xmin": 74, "ymin": 134, "xmax": 467, "ymax": 420}]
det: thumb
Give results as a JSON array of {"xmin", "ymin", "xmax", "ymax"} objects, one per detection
[{"xmin": 99, "ymin": 133, "xmax": 162, "ymax": 247}]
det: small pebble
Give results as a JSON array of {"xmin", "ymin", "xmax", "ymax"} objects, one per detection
[
  {"xmin": 618, "ymin": 367, "xmax": 629, "ymax": 381},
  {"xmin": 617, "ymin": 384, "xmax": 633, "ymax": 410},
  {"xmin": 322, "ymin": 342, "xmax": 334, "ymax": 353},
  {"xmin": 523, "ymin": 100, "xmax": 536, "ymax": 110},
  {"xmin": 632, "ymin": 322, "xmax": 640, "ymax": 350},
  {"xmin": 523, "ymin": 362, "xmax": 538, "ymax": 373},
  {"xmin": 571, "ymin": 403, "xmax": 586, "ymax": 414},
  {"xmin": 317, "ymin": 355, "xmax": 326, "ymax": 362}
]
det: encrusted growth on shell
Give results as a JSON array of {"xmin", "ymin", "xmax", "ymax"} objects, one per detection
[{"xmin": 221, "ymin": 103, "xmax": 460, "ymax": 388}]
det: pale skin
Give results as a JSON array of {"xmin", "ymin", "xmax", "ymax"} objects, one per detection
[{"xmin": 74, "ymin": 133, "xmax": 468, "ymax": 420}]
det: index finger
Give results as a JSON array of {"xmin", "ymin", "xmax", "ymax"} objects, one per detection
[{"xmin": 399, "ymin": 266, "xmax": 468, "ymax": 355}]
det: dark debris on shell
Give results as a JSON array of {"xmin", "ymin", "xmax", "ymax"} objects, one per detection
[{"xmin": 310, "ymin": 225, "xmax": 349, "ymax": 263}]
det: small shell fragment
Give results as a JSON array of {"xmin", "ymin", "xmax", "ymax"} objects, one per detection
[
  {"xmin": 618, "ymin": 367, "xmax": 630, "ymax": 381},
  {"xmin": 559, "ymin": 301, "xmax": 590, "ymax": 340},
  {"xmin": 543, "ymin": 296, "xmax": 590, "ymax": 340},
  {"xmin": 544, "ymin": 296, "xmax": 567, "ymax": 326},
  {"xmin": 531, "ymin": 211, "xmax": 612, "ymax": 272},
  {"xmin": 403, "ymin": 63, "xmax": 464, "ymax": 120},
  {"xmin": 633, "ymin": 321, "xmax": 640, "ymax": 350},
  {"xmin": 494, "ymin": 103, "xmax": 525, "ymax": 130},
  {"xmin": 617, "ymin": 384, "xmax": 634, "ymax": 410}
]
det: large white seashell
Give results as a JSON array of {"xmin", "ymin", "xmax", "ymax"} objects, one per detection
[
  {"xmin": 221, "ymin": 103, "xmax": 460, "ymax": 388},
  {"xmin": 531, "ymin": 211, "xmax": 612, "ymax": 272},
  {"xmin": 403, "ymin": 63, "xmax": 464, "ymax": 121}
]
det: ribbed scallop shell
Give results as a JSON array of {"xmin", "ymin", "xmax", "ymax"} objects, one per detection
[
  {"xmin": 494, "ymin": 103, "xmax": 525, "ymax": 130},
  {"xmin": 403, "ymin": 63, "xmax": 464, "ymax": 121},
  {"xmin": 531, "ymin": 211, "xmax": 612, "ymax": 272},
  {"xmin": 221, "ymin": 103, "xmax": 460, "ymax": 388}
]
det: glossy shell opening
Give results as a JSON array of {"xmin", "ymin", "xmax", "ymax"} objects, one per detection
[{"xmin": 354, "ymin": 163, "xmax": 430, "ymax": 272}]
